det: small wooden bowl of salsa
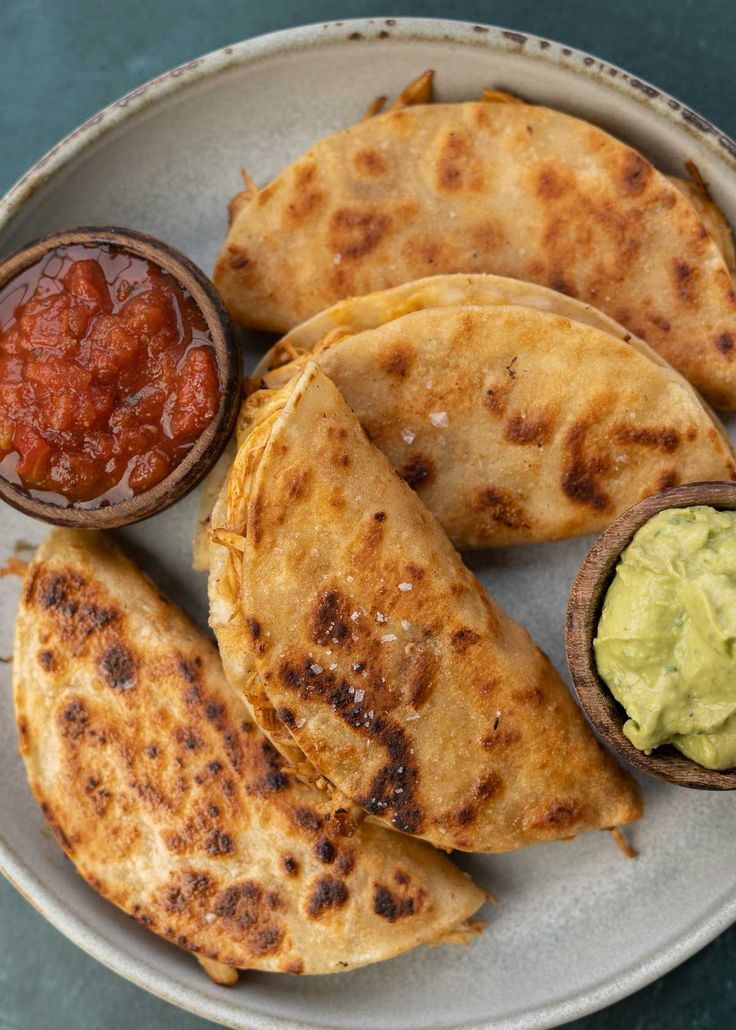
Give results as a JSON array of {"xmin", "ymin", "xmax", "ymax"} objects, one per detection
[{"xmin": 0, "ymin": 227, "xmax": 241, "ymax": 527}]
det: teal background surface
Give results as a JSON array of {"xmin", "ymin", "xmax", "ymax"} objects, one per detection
[{"xmin": 1, "ymin": 1, "xmax": 735, "ymax": 1027}]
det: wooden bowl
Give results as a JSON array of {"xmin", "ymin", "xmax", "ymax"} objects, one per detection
[
  {"xmin": 566, "ymin": 481, "xmax": 736, "ymax": 790},
  {"xmin": 0, "ymin": 227, "xmax": 241, "ymax": 528}
]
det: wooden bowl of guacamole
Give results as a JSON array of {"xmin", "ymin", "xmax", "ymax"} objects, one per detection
[{"xmin": 566, "ymin": 481, "xmax": 736, "ymax": 790}]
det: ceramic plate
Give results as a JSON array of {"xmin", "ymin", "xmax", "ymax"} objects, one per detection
[{"xmin": 1, "ymin": 18, "xmax": 735, "ymax": 1030}]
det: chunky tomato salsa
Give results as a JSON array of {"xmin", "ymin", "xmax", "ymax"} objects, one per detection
[{"xmin": 0, "ymin": 244, "xmax": 220, "ymax": 506}]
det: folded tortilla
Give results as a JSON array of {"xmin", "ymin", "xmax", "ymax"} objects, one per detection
[
  {"xmin": 14, "ymin": 529, "xmax": 485, "ymax": 978},
  {"xmin": 194, "ymin": 276, "xmax": 735, "ymax": 560},
  {"xmin": 209, "ymin": 362, "xmax": 642, "ymax": 853},
  {"xmin": 214, "ymin": 97, "xmax": 736, "ymax": 407}
]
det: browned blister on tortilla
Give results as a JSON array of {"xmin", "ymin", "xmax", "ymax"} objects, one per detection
[
  {"xmin": 14, "ymin": 530, "xmax": 486, "ymax": 977},
  {"xmin": 210, "ymin": 363, "xmax": 642, "ymax": 853},
  {"xmin": 213, "ymin": 100, "xmax": 736, "ymax": 408}
]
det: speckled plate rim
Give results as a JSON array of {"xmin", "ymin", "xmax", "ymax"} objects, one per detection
[{"xmin": 1, "ymin": 16, "xmax": 736, "ymax": 1030}]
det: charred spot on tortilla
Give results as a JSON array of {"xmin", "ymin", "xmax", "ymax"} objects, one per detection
[
  {"xmin": 286, "ymin": 469, "xmax": 310, "ymax": 499},
  {"xmin": 401, "ymin": 454, "xmax": 435, "ymax": 490},
  {"xmin": 355, "ymin": 717, "xmax": 424, "ymax": 835},
  {"xmin": 59, "ymin": 697, "xmax": 88, "ymax": 739},
  {"xmin": 306, "ymin": 876, "xmax": 349, "ymax": 917},
  {"xmin": 36, "ymin": 570, "xmax": 81, "ymax": 610},
  {"xmin": 656, "ymin": 469, "xmax": 681, "ymax": 491},
  {"xmin": 204, "ymin": 701, "xmax": 225, "ymax": 722},
  {"xmin": 253, "ymin": 739, "xmax": 289, "ymax": 793},
  {"xmin": 39, "ymin": 801, "xmax": 73, "ymax": 853},
  {"xmin": 716, "ymin": 331, "xmax": 735, "ymax": 355},
  {"xmin": 435, "ymin": 129, "xmax": 485, "ymax": 193},
  {"xmin": 38, "ymin": 649, "xmax": 55, "ymax": 671},
  {"xmin": 98, "ymin": 640, "xmax": 137, "ymax": 691},
  {"xmin": 476, "ymin": 486, "xmax": 530, "ymax": 529},
  {"xmin": 336, "ymin": 850, "xmax": 355, "ymax": 876},
  {"xmin": 482, "ymin": 383, "xmax": 511, "ymax": 417},
  {"xmin": 561, "ymin": 422, "xmax": 612, "ymax": 510},
  {"xmin": 614, "ymin": 425, "xmax": 680, "ymax": 452},
  {"xmin": 381, "ymin": 342, "xmax": 414, "ymax": 377},
  {"xmin": 619, "ymin": 150, "xmax": 653, "ymax": 197},
  {"xmin": 162, "ymin": 870, "xmax": 212, "ymax": 913},
  {"xmin": 536, "ymin": 165, "xmax": 569, "ymax": 200},
  {"xmin": 528, "ymin": 799, "xmax": 585, "ymax": 831},
  {"xmin": 329, "ymin": 208, "xmax": 391, "ymax": 261},
  {"xmin": 373, "ymin": 884, "xmax": 417, "ymax": 921},
  {"xmin": 353, "ymin": 148, "xmax": 388, "ymax": 177},
  {"xmin": 285, "ymin": 164, "xmax": 324, "ymax": 225},
  {"xmin": 178, "ymin": 657, "xmax": 202, "ymax": 684},
  {"xmin": 311, "ymin": 588, "xmax": 351, "ymax": 646},
  {"xmin": 450, "ymin": 628, "xmax": 481, "ymax": 653},
  {"xmin": 673, "ymin": 259, "xmax": 698, "ymax": 304},
  {"xmin": 282, "ymin": 854, "xmax": 299, "ymax": 876},
  {"xmin": 213, "ymin": 881, "xmax": 284, "ymax": 955},
  {"xmin": 292, "ymin": 806, "xmax": 323, "ymax": 832},
  {"xmin": 228, "ymin": 245, "xmax": 251, "ymax": 269},
  {"xmin": 440, "ymin": 772, "xmax": 504, "ymax": 829},
  {"xmin": 204, "ymin": 829, "xmax": 234, "ymax": 856},
  {"xmin": 408, "ymin": 652, "xmax": 435, "ymax": 707},
  {"xmin": 481, "ymin": 726, "xmax": 521, "ymax": 750},
  {"xmin": 314, "ymin": 837, "xmax": 336, "ymax": 864},
  {"xmin": 504, "ymin": 411, "xmax": 553, "ymax": 446}
]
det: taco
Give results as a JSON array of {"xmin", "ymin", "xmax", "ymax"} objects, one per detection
[
  {"xmin": 14, "ymin": 529, "xmax": 486, "ymax": 980},
  {"xmin": 208, "ymin": 362, "xmax": 642, "ymax": 853}
]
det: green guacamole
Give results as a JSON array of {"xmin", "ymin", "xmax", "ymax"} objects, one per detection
[{"xmin": 594, "ymin": 505, "xmax": 736, "ymax": 770}]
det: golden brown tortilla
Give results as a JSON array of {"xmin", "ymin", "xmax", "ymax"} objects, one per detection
[
  {"xmin": 14, "ymin": 529, "xmax": 485, "ymax": 977},
  {"xmin": 209, "ymin": 362, "xmax": 642, "ymax": 853},
  {"xmin": 214, "ymin": 99, "xmax": 736, "ymax": 407},
  {"xmin": 194, "ymin": 279, "xmax": 735, "ymax": 561}
]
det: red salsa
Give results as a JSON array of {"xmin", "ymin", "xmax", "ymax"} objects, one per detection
[{"xmin": 0, "ymin": 244, "xmax": 220, "ymax": 506}]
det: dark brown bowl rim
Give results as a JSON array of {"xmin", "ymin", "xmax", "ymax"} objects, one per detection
[
  {"xmin": 0, "ymin": 226, "xmax": 241, "ymax": 528},
  {"xmin": 565, "ymin": 481, "xmax": 736, "ymax": 790}
]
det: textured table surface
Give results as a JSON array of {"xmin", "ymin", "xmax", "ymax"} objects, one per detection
[{"xmin": 1, "ymin": 1, "xmax": 735, "ymax": 1027}]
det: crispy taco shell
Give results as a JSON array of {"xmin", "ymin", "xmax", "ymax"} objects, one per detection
[
  {"xmin": 194, "ymin": 277, "xmax": 735, "ymax": 561},
  {"xmin": 14, "ymin": 530, "xmax": 485, "ymax": 977},
  {"xmin": 209, "ymin": 363, "xmax": 642, "ymax": 853},
  {"xmin": 214, "ymin": 99, "xmax": 736, "ymax": 407}
]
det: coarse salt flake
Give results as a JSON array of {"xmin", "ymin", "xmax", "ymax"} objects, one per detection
[
  {"xmin": 406, "ymin": 712, "xmax": 420, "ymax": 721},
  {"xmin": 401, "ymin": 620, "xmax": 411, "ymax": 631},
  {"xmin": 429, "ymin": 410, "xmax": 449, "ymax": 428},
  {"xmin": 401, "ymin": 428, "xmax": 416, "ymax": 444},
  {"xmin": 398, "ymin": 582, "xmax": 412, "ymax": 592},
  {"xmin": 310, "ymin": 664, "xmax": 323, "ymax": 674},
  {"xmin": 381, "ymin": 633, "xmax": 398, "ymax": 642},
  {"xmin": 376, "ymin": 611, "xmax": 388, "ymax": 623},
  {"xmin": 354, "ymin": 689, "xmax": 365, "ymax": 703},
  {"xmin": 351, "ymin": 611, "xmax": 360, "ymax": 621},
  {"xmin": 296, "ymin": 717, "xmax": 307, "ymax": 728},
  {"xmin": 204, "ymin": 912, "xmax": 216, "ymax": 924}
]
